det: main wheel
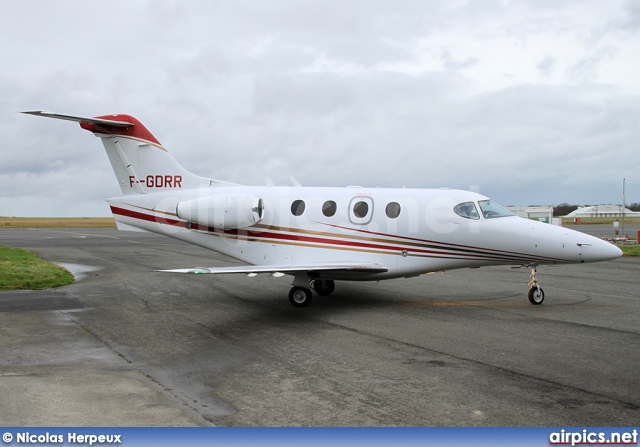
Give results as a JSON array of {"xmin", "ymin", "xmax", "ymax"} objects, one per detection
[
  {"xmin": 312, "ymin": 280, "xmax": 335, "ymax": 296},
  {"xmin": 528, "ymin": 286, "xmax": 544, "ymax": 305},
  {"xmin": 289, "ymin": 286, "xmax": 312, "ymax": 307}
]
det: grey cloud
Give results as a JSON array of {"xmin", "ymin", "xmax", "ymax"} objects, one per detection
[
  {"xmin": 441, "ymin": 50, "xmax": 479, "ymax": 71},
  {"xmin": 567, "ymin": 46, "xmax": 619, "ymax": 83},
  {"xmin": 251, "ymin": 73, "xmax": 361, "ymax": 117},
  {"xmin": 537, "ymin": 55, "xmax": 557, "ymax": 77},
  {"xmin": 621, "ymin": 1, "xmax": 640, "ymax": 30}
]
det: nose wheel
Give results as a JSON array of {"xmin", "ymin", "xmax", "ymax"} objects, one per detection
[
  {"xmin": 528, "ymin": 285, "xmax": 544, "ymax": 305},
  {"xmin": 527, "ymin": 265, "xmax": 544, "ymax": 305}
]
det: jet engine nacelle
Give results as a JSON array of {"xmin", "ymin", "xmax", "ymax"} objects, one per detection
[{"xmin": 176, "ymin": 194, "xmax": 264, "ymax": 230}]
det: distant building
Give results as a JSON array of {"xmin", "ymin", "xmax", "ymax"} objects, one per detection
[
  {"xmin": 565, "ymin": 205, "xmax": 640, "ymax": 218},
  {"xmin": 506, "ymin": 206, "xmax": 554, "ymax": 223}
]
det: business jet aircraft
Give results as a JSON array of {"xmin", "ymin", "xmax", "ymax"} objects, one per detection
[{"xmin": 23, "ymin": 111, "xmax": 622, "ymax": 307}]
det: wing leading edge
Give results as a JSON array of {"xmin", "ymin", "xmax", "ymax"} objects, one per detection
[{"xmin": 157, "ymin": 262, "xmax": 388, "ymax": 275}]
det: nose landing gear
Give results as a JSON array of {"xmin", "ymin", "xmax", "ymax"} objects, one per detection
[{"xmin": 527, "ymin": 265, "xmax": 544, "ymax": 305}]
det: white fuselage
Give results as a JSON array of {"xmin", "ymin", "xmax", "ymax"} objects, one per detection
[{"xmin": 107, "ymin": 185, "xmax": 620, "ymax": 281}]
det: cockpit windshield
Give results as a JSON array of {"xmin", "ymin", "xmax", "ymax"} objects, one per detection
[
  {"xmin": 453, "ymin": 202, "xmax": 480, "ymax": 220},
  {"xmin": 477, "ymin": 200, "xmax": 514, "ymax": 219}
]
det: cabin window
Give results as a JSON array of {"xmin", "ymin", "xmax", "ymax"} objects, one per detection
[
  {"xmin": 322, "ymin": 200, "xmax": 337, "ymax": 217},
  {"xmin": 454, "ymin": 202, "xmax": 480, "ymax": 220},
  {"xmin": 291, "ymin": 200, "xmax": 305, "ymax": 216},
  {"xmin": 348, "ymin": 197, "xmax": 374, "ymax": 225},
  {"xmin": 386, "ymin": 202, "xmax": 401, "ymax": 219},
  {"xmin": 353, "ymin": 201, "xmax": 369, "ymax": 218},
  {"xmin": 477, "ymin": 200, "xmax": 513, "ymax": 219}
]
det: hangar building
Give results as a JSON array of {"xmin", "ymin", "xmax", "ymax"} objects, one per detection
[
  {"xmin": 565, "ymin": 205, "xmax": 640, "ymax": 218},
  {"xmin": 506, "ymin": 206, "xmax": 554, "ymax": 223}
]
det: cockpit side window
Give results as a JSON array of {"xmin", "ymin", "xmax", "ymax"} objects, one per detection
[
  {"xmin": 477, "ymin": 200, "xmax": 514, "ymax": 219},
  {"xmin": 454, "ymin": 202, "xmax": 480, "ymax": 220}
]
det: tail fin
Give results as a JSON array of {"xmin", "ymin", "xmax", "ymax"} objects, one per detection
[{"xmin": 22, "ymin": 111, "xmax": 233, "ymax": 195}]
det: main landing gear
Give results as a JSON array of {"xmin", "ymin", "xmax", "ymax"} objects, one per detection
[
  {"xmin": 312, "ymin": 279, "xmax": 335, "ymax": 296},
  {"xmin": 289, "ymin": 287, "xmax": 313, "ymax": 307},
  {"xmin": 288, "ymin": 280, "xmax": 336, "ymax": 307},
  {"xmin": 527, "ymin": 264, "xmax": 544, "ymax": 305}
]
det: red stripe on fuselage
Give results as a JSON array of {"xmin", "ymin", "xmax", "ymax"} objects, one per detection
[
  {"xmin": 109, "ymin": 206, "xmax": 554, "ymax": 263},
  {"xmin": 320, "ymin": 222, "xmax": 563, "ymax": 262},
  {"xmin": 111, "ymin": 206, "xmax": 183, "ymax": 227}
]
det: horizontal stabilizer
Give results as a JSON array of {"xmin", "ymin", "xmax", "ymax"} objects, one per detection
[
  {"xmin": 21, "ymin": 111, "xmax": 133, "ymax": 128},
  {"xmin": 158, "ymin": 262, "xmax": 388, "ymax": 275}
]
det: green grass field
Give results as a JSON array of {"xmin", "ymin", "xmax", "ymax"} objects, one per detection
[
  {"xmin": 620, "ymin": 245, "xmax": 640, "ymax": 257},
  {"xmin": 0, "ymin": 245, "xmax": 74, "ymax": 290}
]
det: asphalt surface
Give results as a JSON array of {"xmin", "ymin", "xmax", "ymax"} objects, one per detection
[{"xmin": 0, "ymin": 226, "xmax": 639, "ymax": 426}]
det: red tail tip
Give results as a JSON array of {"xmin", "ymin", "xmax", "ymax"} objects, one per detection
[{"xmin": 80, "ymin": 114, "xmax": 161, "ymax": 146}]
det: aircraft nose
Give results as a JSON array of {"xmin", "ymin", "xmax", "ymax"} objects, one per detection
[{"xmin": 579, "ymin": 237, "xmax": 623, "ymax": 262}]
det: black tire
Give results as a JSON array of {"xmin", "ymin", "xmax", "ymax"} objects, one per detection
[
  {"xmin": 289, "ymin": 287, "xmax": 312, "ymax": 307},
  {"xmin": 312, "ymin": 280, "xmax": 335, "ymax": 296},
  {"xmin": 528, "ymin": 286, "xmax": 544, "ymax": 305}
]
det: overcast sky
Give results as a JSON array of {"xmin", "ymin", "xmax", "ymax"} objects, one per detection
[{"xmin": 1, "ymin": 0, "xmax": 639, "ymax": 216}]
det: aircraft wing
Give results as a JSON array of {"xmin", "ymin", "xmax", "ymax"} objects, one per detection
[{"xmin": 157, "ymin": 262, "xmax": 388, "ymax": 275}]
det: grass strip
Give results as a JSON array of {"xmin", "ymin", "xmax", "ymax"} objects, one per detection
[
  {"xmin": 0, "ymin": 245, "xmax": 74, "ymax": 290},
  {"xmin": 0, "ymin": 217, "xmax": 115, "ymax": 228},
  {"xmin": 620, "ymin": 245, "xmax": 640, "ymax": 257}
]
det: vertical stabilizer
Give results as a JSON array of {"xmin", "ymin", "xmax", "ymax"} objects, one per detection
[{"xmin": 83, "ymin": 114, "xmax": 214, "ymax": 195}]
